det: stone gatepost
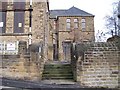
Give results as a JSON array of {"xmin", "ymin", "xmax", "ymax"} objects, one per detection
[{"xmin": 18, "ymin": 41, "xmax": 27, "ymax": 55}]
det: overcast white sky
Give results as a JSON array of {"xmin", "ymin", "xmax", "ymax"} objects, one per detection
[{"xmin": 49, "ymin": 0, "xmax": 119, "ymax": 41}]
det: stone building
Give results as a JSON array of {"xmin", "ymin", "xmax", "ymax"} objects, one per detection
[
  {"xmin": 0, "ymin": 0, "xmax": 49, "ymax": 60},
  {"xmin": 49, "ymin": 6, "xmax": 95, "ymax": 61},
  {"xmin": 0, "ymin": 0, "xmax": 50, "ymax": 81}
]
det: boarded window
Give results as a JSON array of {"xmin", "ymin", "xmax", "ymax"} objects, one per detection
[
  {"xmin": 0, "ymin": 12, "xmax": 7, "ymax": 33},
  {"xmin": 0, "ymin": 2, "xmax": 7, "ymax": 33},
  {"xmin": 0, "ymin": 2, "xmax": 7, "ymax": 10},
  {"xmin": 13, "ymin": 0, "xmax": 25, "ymax": 10},
  {"xmin": 14, "ymin": 12, "xmax": 25, "ymax": 33},
  {"xmin": 13, "ymin": 1, "xmax": 25, "ymax": 33}
]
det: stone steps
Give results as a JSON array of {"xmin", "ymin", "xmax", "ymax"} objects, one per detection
[{"xmin": 42, "ymin": 62, "xmax": 73, "ymax": 80}]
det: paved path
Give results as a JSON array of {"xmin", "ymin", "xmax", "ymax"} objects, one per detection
[
  {"xmin": 41, "ymin": 80, "xmax": 77, "ymax": 85},
  {"xmin": 1, "ymin": 77, "xmax": 81, "ymax": 89},
  {"xmin": 0, "ymin": 78, "xmax": 117, "ymax": 90}
]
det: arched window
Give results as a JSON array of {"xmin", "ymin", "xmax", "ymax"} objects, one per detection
[
  {"xmin": 81, "ymin": 18, "xmax": 86, "ymax": 31},
  {"xmin": 74, "ymin": 18, "xmax": 79, "ymax": 29},
  {"xmin": 66, "ymin": 18, "xmax": 71, "ymax": 30}
]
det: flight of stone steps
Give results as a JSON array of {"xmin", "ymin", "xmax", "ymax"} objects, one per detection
[{"xmin": 42, "ymin": 61, "xmax": 74, "ymax": 80}]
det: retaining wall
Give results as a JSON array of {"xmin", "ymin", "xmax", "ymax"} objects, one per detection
[{"xmin": 72, "ymin": 42, "xmax": 120, "ymax": 88}]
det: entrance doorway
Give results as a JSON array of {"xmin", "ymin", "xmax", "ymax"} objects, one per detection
[{"xmin": 62, "ymin": 41, "xmax": 72, "ymax": 61}]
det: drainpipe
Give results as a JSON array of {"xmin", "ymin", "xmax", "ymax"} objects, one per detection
[{"xmin": 28, "ymin": 0, "xmax": 33, "ymax": 46}]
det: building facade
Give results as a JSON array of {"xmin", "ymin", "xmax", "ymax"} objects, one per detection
[
  {"xmin": 0, "ymin": 0, "xmax": 49, "ymax": 58},
  {"xmin": 49, "ymin": 6, "xmax": 95, "ymax": 61}
]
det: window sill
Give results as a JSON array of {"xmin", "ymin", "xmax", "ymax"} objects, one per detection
[{"xmin": 0, "ymin": 33, "xmax": 32, "ymax": 36}]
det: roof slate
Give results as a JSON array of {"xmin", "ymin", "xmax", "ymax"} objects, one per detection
[{"xmin": 50, "ymin": 6, "xmax": 94, "ymax": 18}]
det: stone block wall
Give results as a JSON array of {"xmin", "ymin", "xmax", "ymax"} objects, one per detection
[
  {"xmin": 1, "ymin": 55, "xmax": 30, "ymax": 80},
  {"xmin": 1, "ymin": 43, "xmax": 45, "ymax": 81},
  {"xmin": 73, "ymin": 42, "xmax": 119, "ymax": 88}
]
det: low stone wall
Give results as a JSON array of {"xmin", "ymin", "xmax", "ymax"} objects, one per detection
[
  {"xmin": 1, "ymin": 42, "xmax": 45, "ymax": 82},
  {"xmin": 1, "ymin": 55, "xmax": 29, "ymax": 80},
  {"xmin": 72, "ymin": 42, "xmax": 120, "ymax": 88}
]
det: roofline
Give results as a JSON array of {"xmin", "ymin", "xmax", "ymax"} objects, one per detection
[
  {"xmin": 50, "ymin": 15, "xmax": 95, "ymax": 19},
  {"xmin": 56, "ymin": 15, "xmax": 95, "ymax": 17}
]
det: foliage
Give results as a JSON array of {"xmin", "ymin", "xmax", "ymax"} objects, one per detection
[
  {"xmin": 96, "ymin": 30, "xmax": 106, "ymax": 42},
  {"xmin": 105, "ymin": 1, "xmax": 120, "ymax": 36}
]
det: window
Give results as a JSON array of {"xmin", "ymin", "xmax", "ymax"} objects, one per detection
[
  {"xmin": 0, "ymin": 12, "xmax": 6, "ymax": 33},
  {"xmin": 14, "ymin": 12, "xmax": 25, "ymax": 33},
  {"xmin": 81, "ymin": 18, "xmax": 86, "ymax": 31},
  {"xmin": 74, "ymin": 18, "xmax": 78, "ymax": 29},
  {"xmin": 13, "ymin": 1, "xmax": 25, "ymax": 10},
  {"xmin": 66, "ymin": 18, "xmax": 71, "ymax": 30},
  {"xmin": 13, "ymin": 1, "xmax": 25, "ymax": 33},
  {"xmin": 0, "ymin": 2, "xmax": 7, "ymax": 33},
  {"xmin": 0, "ymin": 2, "xmax": 7, "ymax": 10},
  {"xmin": 0, "ymin": 43, "xmax": 4, "ymax": 51}
]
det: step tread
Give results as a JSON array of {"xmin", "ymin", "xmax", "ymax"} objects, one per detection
[
  {"xmin": 43, "ymin": 74, "xmax": 73, "ymax": 76},
  {"xmin": 44, "ymin": 65, "xmax": 71, "ymax": 68},
  {"xmin": 43, "ymin": 71, "xmax": 72, "ymax": 74},
  {"xmin": 42, "ymin": 77, "xmax": 73, "ymax": 79},
  {"xmin": 43, "ymin": 69, "xmax": 72, "ymax": 71},
  {"xmin": 42, "ymin": 62, "xmax": 73, "ymax": 80}
]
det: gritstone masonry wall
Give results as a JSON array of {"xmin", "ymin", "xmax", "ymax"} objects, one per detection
[{"xmin": 72, "ymin": 42, "xmax": 119, "ymax": 88}]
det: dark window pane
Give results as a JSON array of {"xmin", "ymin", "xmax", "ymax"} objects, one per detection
[
  {"xmin": 0, "ymin": 2, "xmax": 7, "ymax": 10},
  {"xmin": 14, "ymin": 12, "xmax": 25, "ymax": 33},
  {"xmin": 13, "ymin": 0, "xmax": 25, "ymax": 10},
  {"xmin": 13, "ymin": 0, "xmax": 25, "ymax": 33},
  {"xmin": 0, "ymin": 12, "xmax": 6, "ymax": 33}
]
